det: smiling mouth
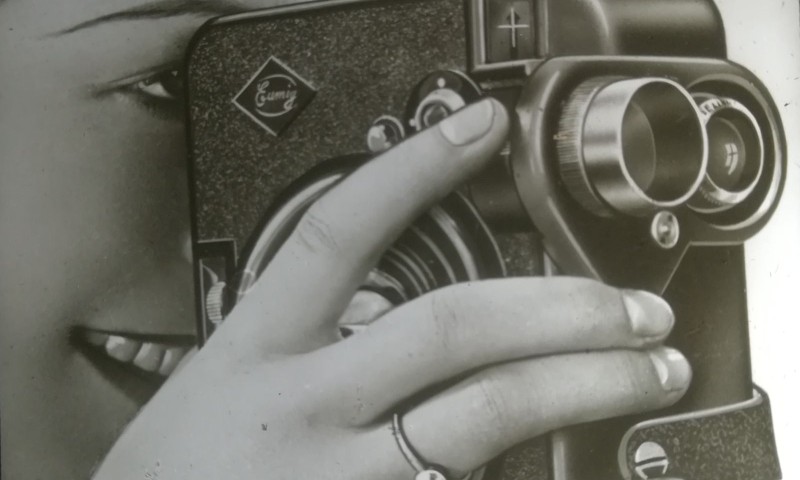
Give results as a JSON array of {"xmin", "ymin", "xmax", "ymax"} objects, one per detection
[{"xmin": 71, "ymin": 327, "xmax": 197, "ymax": 403}]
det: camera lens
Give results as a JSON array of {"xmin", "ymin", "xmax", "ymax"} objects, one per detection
[
  {"xmin": 689, "ymin": 95, "xmax": 764, "ymax": 212},
  {"xmin": 557, "ymin": 77, "xmax": 707, "ymax": 217}
]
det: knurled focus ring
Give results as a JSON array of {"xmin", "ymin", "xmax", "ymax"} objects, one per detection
[{"xmin": 557, "ymin": 77, "xmax": 622, "ymax": 217}]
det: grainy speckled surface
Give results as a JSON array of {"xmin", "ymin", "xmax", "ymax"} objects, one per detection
[
  {"xmin": 188, "ymin": 0, "xmax": 468, "ymax": 249},
  {"xmin": 622, "ymin": 389, "xmax": 781, "ymax": 480}
]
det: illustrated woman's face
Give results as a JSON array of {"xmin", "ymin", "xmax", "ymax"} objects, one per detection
[{"xmin": 0, "ymin": 0, "xmax": 295, "ymax": 477}]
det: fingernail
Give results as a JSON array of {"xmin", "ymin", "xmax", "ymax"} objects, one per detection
[
  {"xmin": 439, "ymin": 99, "xmax": 496, "ymax": 146},
  {"xmin": 622, "ymin": 289, "xmax": 674, "ymax": 339},
  {"xmin": 649, "ymin": 347, "xmax": 692, "ymax": 393}
]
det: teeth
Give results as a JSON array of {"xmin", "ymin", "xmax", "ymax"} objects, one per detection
[
  {"xmin": 132, "ymin": 342, "xmax": 165, "ymax": 373},
  {"xmin": 158, "ymin": 347, "xmax": 186, "ymax": 376},
  {"xmin": 106, "ymin": 335, "xmax": 142, "ymax": 362},
  {"xmin": 81, "ymin": 330, "xmax": 190, "ymax": 378}
]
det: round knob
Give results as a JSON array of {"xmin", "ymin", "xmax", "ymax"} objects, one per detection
[
  {"xmin": 634, "ymin": 441, "xmax": 670, "ymax": 479},
  {"xmin": 414, "ymin": 88, "xmax": 467, "ymax": 130},
  {"xmin": 557, "ymin": 77, "xmax": 708, "ymax": 217},
  {"xmin": 406, "ymin": 70, "xmax": 482, "ymax": 131},
  {"xmin": 367, "ymin": 115, "xmax": 406, "ymax": 153}
]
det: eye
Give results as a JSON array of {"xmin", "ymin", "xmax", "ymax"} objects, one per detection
[
  {"xmin": 135, "ymin": 69, "xmax": 184, "ymax": 101},
  {"xmin": 116, "ymin": 67, "xmax": 185, "ymax": 121}
]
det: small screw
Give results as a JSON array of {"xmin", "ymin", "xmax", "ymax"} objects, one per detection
[
  {"xmin": 416, "ymin": 470, "xmax": 447, "ymax": 480},
  {"xmin": 651, "ymin": 211, "xmax": 680, "ymax": 249},
  {"xmin": 634, "ymin": 441, "xmax": 669, "ymax": 479}
]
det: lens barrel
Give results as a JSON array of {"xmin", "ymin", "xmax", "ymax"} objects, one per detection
[{"xmin": 557, "ymin": 77, "xmax": 708, "ymax": 217}]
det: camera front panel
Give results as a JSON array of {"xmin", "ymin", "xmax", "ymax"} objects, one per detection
[{"xmin": 188, "ymin": 0, "xmax": 469, "ymax": 251}]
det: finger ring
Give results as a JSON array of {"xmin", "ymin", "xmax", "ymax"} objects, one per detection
[{"xmin": 391, "ymin": 413, "xmax": 474, "ymax": 480}]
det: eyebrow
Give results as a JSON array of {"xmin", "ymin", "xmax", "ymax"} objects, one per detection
[{"xmin": 49, "ymin": 0, "xmax": 245, "ymax": 36}]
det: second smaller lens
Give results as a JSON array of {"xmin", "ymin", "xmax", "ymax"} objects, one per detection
[{"xmin": 690, "ymin": 95, "xmax": 764, "ymax": 212}]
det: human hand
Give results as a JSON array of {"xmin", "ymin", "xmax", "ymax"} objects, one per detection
[{"xmin": 93, "ymin": 99, "xmax": 690, "ymax": 479}]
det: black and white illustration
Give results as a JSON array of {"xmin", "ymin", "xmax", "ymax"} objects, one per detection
[{"xmin": 1, "ymin": 1, "xmax": 798, "ymax": 479}]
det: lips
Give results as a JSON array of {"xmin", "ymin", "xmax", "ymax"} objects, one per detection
[{"xmin": 71, "ymin": 327, "xmax": 197, "ymax": 404}]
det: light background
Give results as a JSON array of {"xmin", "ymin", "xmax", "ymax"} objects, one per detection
[{"xmin": 720, "ymin": 0, "xmax": 800, "ymax": 478}]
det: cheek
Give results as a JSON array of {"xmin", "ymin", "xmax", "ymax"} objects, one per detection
[
  {"xmin": 0, "ymin": 70, "xmax": 193, "ymax": 476},
  {"xmin": 0, "ymin": 85, "xmax": 189, "ymax": 327},
  {"xmin": 0, "ymin": 25, "xmax": 198, "ymax": 478}
]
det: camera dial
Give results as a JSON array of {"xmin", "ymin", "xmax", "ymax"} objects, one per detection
[
  {"xmin": 557, "ymin": 77, "xmax": 708, "ymax": 217},
  {"xmin": 367, "ymin": 115, "xmax": 406, "ymax": 153},
  {"xmin": 406, "ymin": 70, "xmax": 483, "ymax": 131}
]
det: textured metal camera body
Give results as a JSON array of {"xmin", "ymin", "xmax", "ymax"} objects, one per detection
[{"xmin": 186, "ymin": 0, "xmax": 785, "ymax": 478}]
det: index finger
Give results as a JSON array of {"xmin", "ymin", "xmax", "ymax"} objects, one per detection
[{"xmin": 225, "ymin": 99, "xmax": 510, "ymax": 352}]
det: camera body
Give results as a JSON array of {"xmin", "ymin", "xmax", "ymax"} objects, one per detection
[{"xmin": 186, "ymin": 0, "xmax": 785, "ymax": 478}]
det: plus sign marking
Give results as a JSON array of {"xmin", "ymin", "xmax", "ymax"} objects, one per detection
[{"xmin": 497, "ymin": 6, "xmax": 529, "ymax": 49}]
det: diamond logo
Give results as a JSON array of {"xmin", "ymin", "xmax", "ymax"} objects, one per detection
[{"xmin": 232, "ymin": 56, "xmax": 316, "ymax": 136}]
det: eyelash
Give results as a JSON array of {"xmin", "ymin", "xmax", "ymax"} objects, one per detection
[{"xmin": 125, "ymin": 68, "xmax": 185, "ymax": 120}]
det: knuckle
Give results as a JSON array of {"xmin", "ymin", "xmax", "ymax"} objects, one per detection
[
  {"xmin": 549, "ymin": 276, "xmax": 612, "ymax": 295},
  {"xmin": 524, "ymin": 276, "xmax": 617, "ymax": 313},
  {"xmin": 470, "ymin": 373, "xmax": 514, "ymax": 433},
  {"xmin": 426, "ymin": 285, "xmax": 472, "ymax": 355},
  {"xmin": 614, "ymin": 352, "xmax": 664, "ymax": 405},
  {"xmin": 292, "ymin": 207, "xmax": 341, "ymax": 256},
  {"xmin": 567, "ymin": 278, "xmax": 622, "ymax": 314},
  {"xmin": 548, "ymin": 277, "xmax": 629, "ymax": 336},
  {"xmin": 512, "ymin": 364, "xmax": 565, "ymax": 432}
]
